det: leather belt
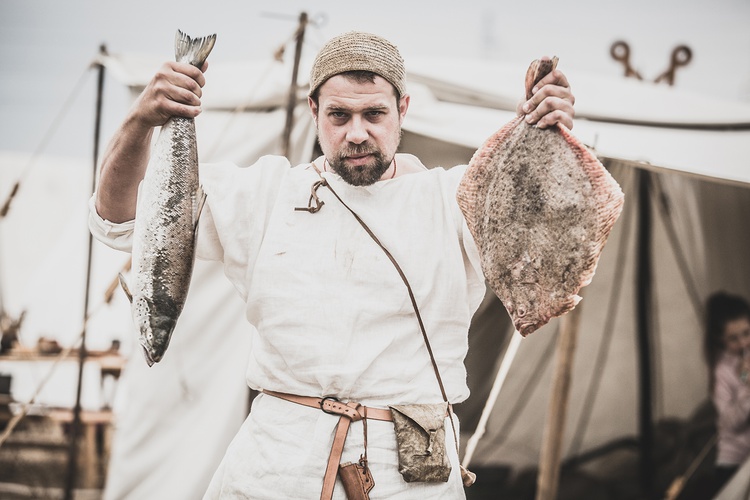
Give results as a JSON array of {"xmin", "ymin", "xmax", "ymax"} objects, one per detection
[{"xmin": 262, "ymin": 390, "xmax": 392, "ymax": 499}]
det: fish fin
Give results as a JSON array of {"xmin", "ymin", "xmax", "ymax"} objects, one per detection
[
  {"xmin": 175, "ymin": 30, "xmax": 216, "ymax": 67},
  {"xmin": 193, "ymin": 186, "xmax": 207, "ymax": 233},
  {"xmin": 457, "ymin": 115, "xmax": 524, "ymax": 239},
  {"xmin": 118, "ymin": 273, "xmax": 133, "ymax": 303},
  {"xmin": 141, "ymin": 346, "xmax": 155, "ymax": 367}
]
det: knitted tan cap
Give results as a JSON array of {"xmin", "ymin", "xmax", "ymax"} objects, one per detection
[{"xmin": 308, "ymin": 31, "xmax": 406, "ymax": 97}]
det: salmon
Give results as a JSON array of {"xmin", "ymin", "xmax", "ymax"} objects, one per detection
[
  {"xmin": 120, "ymin": 30, "xmax": 215, "ymax": 365},
  {"xmin": 457, "ymin": 57, "xmax": 624, "ymax": 336}
]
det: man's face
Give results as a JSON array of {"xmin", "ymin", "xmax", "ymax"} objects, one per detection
[{"xmin": 309, "ymin": 74, "xmax": 409, "ymax": 186}]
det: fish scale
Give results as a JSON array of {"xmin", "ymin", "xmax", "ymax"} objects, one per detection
[
  {"xmin": 457, "ymin": 57, "xmax": 624, "ymax": 336},
  {"xmin": 122, "ymin": 30, "xmax": 216, "ymax": 366}
]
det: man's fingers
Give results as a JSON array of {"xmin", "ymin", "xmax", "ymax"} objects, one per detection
[
  {"xmin": 165, "ymin": 85, "xmax": 202, "ymax": 108},
  {"xmin": 531, "ymin": 69, "xmax": 570, "ymax": 95},
  {"xmin": 161, "ymin": 99, "xmax": 202, "ymax": 119},
  {"xmin": 520, "ymin": 66, "xmax": 575, "ymax": 129},
  {"xmin": 523, "ymin": 94, "xmax": 575, "ymax": 129},
  {"xmin": 524, "ymin": 84, "xmax": 574, "ymax": 113},
  {"xmin": 163, "ymin": 62, "xmax": 205, "ymax": 96},
  {"xmin": 533, "ymin": 109, "xmax": 574, "ymax": 130}
]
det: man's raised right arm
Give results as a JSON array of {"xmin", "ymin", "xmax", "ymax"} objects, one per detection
[{"xmin": 94, "ymin": 61, "xmax": 207, "ymax": 223}]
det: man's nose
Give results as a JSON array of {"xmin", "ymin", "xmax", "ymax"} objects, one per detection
[{"xmin": 345, "ymin": 116, "xmax": 368, "ymax": 144}]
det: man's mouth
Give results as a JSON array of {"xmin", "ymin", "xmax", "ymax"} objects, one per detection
[{"xmin": 345, "ymin": 153, "xmax": 373, "ymax": 166}]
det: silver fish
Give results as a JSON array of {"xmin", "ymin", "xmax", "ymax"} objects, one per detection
[
  {"xmin": 120, "ymin": 30, "xmax": 216, "ymax": 366},
  {"xmin": 457, "ymin": 57, "xmax": 624, "ymax": 336}
]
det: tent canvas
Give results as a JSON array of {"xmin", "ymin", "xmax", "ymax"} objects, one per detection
[
  {"xmin": 4, "ymin": 44, "xmax": 750, "ymax": 498},
  {"xmin": 100, "ymin": 50, "xmax": 750, "ymax": 498},
  {"xmin": 402, "ymin": 58, "xmax": 750, "ymax": 497}
]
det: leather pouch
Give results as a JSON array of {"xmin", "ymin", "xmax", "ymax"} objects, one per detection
[
  {"xmin": 339, "ymin": 460, "xmax": 374, "ymax": 500},
  {"xmin": 389, "ymin": 403, "xmax": 451, "ymax": 482}
]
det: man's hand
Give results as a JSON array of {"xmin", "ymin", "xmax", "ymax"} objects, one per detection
[
  {"xmin": 129, "ymin": 61, "xmax": 208, "ymax": 130},
  {"xmin": 94, "ymin": 60, "xmax": 208, "ymax": 223},
  {"xmin": 517, "ymin": 63, "xmax": 575, "ymax": 130}
]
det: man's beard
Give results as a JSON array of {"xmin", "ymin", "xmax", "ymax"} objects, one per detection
[{"xmin": 327, "ymin": 145, "xmax": 392, "ymax": 187}]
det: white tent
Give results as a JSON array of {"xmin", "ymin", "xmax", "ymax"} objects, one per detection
[
  {"xmin": 401, "ymin": 59, "xmax": 750, "ymax": 498},
  {"xmin": 5, "ymin": 40, "xmax": 749, "ymax": 498},
  {"xmin": 106, "ymin": 48, "xmax": 750, "ymax": 498}
]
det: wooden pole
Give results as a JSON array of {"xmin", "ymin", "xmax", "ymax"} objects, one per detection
[
  {"xmin": 635, "ymin": 169, "xmax": 655, "ymax": 498},
  {"xmin": 281, "ymin": 11, "xmax": 308, "ymax": 158},
  {"xmin": 64, "ymin": 44, "xmax": 107, "ymax": 500},
  {"xmin": 535, "ymin": 301, "xmax": 584, "ymax": 500}
]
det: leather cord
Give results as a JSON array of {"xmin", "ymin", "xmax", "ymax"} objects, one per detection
[{"xmin": 308, "ymin": 166, "xmax": 461, "ymax": 454}]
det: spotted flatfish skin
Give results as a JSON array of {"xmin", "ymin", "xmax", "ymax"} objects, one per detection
[
  {"xmin": 129, "ymin": 31, "xmax": 215, "ymax": 365},
  {"xmin": 457, "ymin": 58, "xmax": 624, "ymax": 336}
]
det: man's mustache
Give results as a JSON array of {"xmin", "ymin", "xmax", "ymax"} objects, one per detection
[{"xmin": 339, "ymin": 144, "xmax": 378, "ymax": 157}]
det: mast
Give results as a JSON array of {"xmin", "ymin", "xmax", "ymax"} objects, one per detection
[
  {"xmin": 281, "ymin": 11, "xmax": 308, "ymax": 158},
  {"xmin": 64, "ymin": 43, "xmax": 107, "ymax": 500}
]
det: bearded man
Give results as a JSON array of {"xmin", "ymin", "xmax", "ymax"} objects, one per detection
[{"xmin": 90, "ymin": 31, "xmax": 574, "ymax": 499}]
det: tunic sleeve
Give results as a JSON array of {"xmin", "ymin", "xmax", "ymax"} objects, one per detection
[
  {"xmin": 88, "ymin": 195, "xmax": 135, "ymax": 252},
  {"xmin": 88, "ymin": 155, "xmax": 292, "ymax": 301}
]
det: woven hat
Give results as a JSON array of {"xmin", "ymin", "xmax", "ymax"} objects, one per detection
[{"xmin": 308, "ymin": 31, "xmax": 406, "ymax": 97}]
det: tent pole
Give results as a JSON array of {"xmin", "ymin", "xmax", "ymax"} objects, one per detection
[
  {"xmin": 281, "ymin": 11, "xmax": 308, "ymax": 158},
  {"xmin": 64, "ymin": 44, "xmax": 107, "ymax": 500},
  {"xmin": 635, "ymin": 168, "xmax": 655, "ymax": 498},
  {"xmin": 535, "ymin": 301, "xmax": 584, "ymax": 500}
]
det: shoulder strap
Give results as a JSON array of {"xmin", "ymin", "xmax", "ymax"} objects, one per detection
[
  {"xmin": 322, "ymin": 178, "xmax": 450, "ymax": 402},
  {"xmin": 300, "ymin": 168, "xmax": 477, "ymax": 485}
]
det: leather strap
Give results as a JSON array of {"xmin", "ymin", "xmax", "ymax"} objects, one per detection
[
  {"xmin": 263, "ymin": 390, "xmax": 391, "ymax": 500},
  {"xmin": 309, "ymin": 170, "xmax": 450, "ymax": 403},
  {"xmin": 291, "ymin": 166, "xmax": 473, "ymax": 494},
  {"xmin": 313, "ymin": 171, "xmax": 468, "ymax": 475},
  {"xmin": 323, "ymin": 416, "xmax": 353, "ymax": 499},
  {"xmin": 262, "ymin": 390, "xmax": 393, "ymax": 422}
]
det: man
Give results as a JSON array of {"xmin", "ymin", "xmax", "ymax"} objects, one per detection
[{"xmin": 90, "ymin": 31, "xmax": 574, "ymax": 499}]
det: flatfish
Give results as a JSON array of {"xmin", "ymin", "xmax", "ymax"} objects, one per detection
[
  {"xmin": 457, "ymin": 57, "xmax": 624, "ymax": 336},
  {"xmin": 120, "ymin": 30, "xmax": 215, "ymax": 365}
]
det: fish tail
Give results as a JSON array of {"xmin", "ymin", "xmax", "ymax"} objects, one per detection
[
  {"xmin": 524, "ymin": 56, "xmax": 558, "ymax": 100},
  {"xmin": 175, "ymin": 30, "xmax": 217, "ymax": 67}
]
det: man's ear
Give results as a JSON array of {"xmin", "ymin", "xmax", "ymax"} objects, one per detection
[
  {"xmin": 398, "ymin": 94, "xmax": 410, "ymax": 123},
  {"xmin": 308, "ymin": 96, "xmax": 318, "ymax": 125}
]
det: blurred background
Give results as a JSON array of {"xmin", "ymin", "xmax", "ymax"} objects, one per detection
[
  {"xmin": 2, "ymin": 0, "xmax": 749, "ymax": 158},
  {"xmin": 1, "ymin": 1, "xmax": 750, "ymax": 499}
]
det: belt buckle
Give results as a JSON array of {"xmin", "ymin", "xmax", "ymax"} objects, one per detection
[{"xmin": 320, "ymin": 396, "xmax": 340, "ymax": 415}]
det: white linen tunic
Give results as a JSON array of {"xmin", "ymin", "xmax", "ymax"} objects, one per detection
[{"xmin": 90, "ymin": 154, "xmax": 486, "ymax": 499}]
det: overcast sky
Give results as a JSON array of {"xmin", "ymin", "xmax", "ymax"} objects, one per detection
[{"xmin": 1, "ymin": 0, "xmax": 749, "ymax": 159}]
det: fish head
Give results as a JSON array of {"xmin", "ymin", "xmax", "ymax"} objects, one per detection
[
  {"xmin": 503, "ymin": 287, "xmax": 582, "ymax": 337},
  {"xmin": 502, "ymin": 286, "xmax": 552, "ymax": 337},
  {"xmin": 500, "ymin": 254, "xmax": 551, "ymax": 336},
  {"xmin": 133, "ymin": 297, "xmax": 178, "ymax": 366}
]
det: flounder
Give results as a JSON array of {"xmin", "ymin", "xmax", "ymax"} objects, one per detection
[{"xmin": 457, "ymin": 57, "xmax": 624, "ymax": 336}]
